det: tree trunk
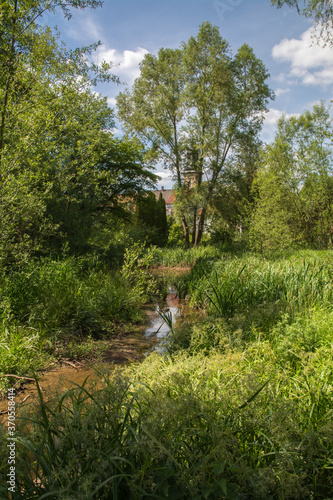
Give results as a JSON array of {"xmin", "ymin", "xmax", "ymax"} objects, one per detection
[
  {"xmin": 181, "ymin": 215, "xmax": 190, "ymax": 248},
  {"xmin": 194, "ymin": 207, "xmax": 206, "ymax": 248},
  {"xmin": 191, "ymin": 209, "xmax": 197, "ymax": 247}
]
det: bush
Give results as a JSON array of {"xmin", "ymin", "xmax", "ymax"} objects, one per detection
[{"xmin": 0, "ymin": 257, "xmax": 142, "ymax": 333}]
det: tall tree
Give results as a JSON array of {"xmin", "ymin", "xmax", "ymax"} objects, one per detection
[
  {"xmin": 117, "ymin": 47, "xmax": 190, "ymax": 243},
  {"xmin": 117, "ymin": 22, "xmax": 273, "ymax": 247},
  {"xmin": 250, "ymin": 102, "xmax": 333, "ymax": 252},
  {"xmin": 0, "ymin": 0, "xmax": 158, "ymax": 264}
]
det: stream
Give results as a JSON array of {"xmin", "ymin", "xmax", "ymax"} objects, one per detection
[{"xmin": 0, "ymin": 285, "xmax": 202, "ymax": 414}]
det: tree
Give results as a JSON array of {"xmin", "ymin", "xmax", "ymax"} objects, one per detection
[
  {"xmin": 117, "ymin": 22, "xmax": 273, "ymax": 247},
  {"xmin": 270, "ymin": 1, "xmax": 333, "ymax": 45},
  {"xmin": 135, "ymin": 192, "xmax": 168, "ymax": 246},
  {"xmin": 0, "ymin": 1, "xmax": 110, "ymax": 171},
  {"xmin": 209, "ymin": 134, "xmax": 262, "ymax": 244},
  {"xmin": 117, "ymin": 46, "xmax": 190, "ymax": 242},
  {"xmin": 250, "ymin": 102, "xmax": 333, "ymax": 252},
  {"xmin": 0, "ymin": 0, "xmax": 158, "ymax": 264}
]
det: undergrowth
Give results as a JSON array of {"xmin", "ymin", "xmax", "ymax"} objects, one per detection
[
  {"xmin": 0, "ymin": 251, "xmax": 160, "ymax": 390},
  {"xmin": 1, "ymin": 249, "xmax": 332, "ymax": 498},
  {"xmin": 1, "ymin": 344, "xmax": 332, "ymax": 499}
]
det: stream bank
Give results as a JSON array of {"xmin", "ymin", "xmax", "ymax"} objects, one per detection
[{"xmin": 0, "ymin": 280, "xmax": 202, "ymax": 415}]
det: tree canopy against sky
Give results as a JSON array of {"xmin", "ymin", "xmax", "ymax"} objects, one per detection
[
  {"xmin": 270, "ymin": 0, "xmax": 333, "ymax": 44},
  {"xmin": 0, "ymin": 0, "xmax": 158, "ymax": 263},
  {"xmin": 117, "ymin": 21, "xmax": 273, "ymax": 247},
  {"xmin": 251, "ymin": 101, "xmax": 333, "ymax": 252}
]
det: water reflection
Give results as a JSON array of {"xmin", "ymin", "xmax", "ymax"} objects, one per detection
[{"xmin": 144, "ymin": 286, "xmax": 180, "ymax": 339}]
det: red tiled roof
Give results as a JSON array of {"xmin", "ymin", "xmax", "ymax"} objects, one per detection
[
  {"xmin": 153, "ymin": 189, "xmax": 173, "ymax": 202},
  {"xmin": 166, "ymin": 194, "xmax": 175, "ymax": 204}
]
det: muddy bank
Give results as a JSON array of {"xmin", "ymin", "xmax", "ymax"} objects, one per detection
[
  {"xmin": 0, "ymin": 285, "xmax": 203, "ymax": 416},
  {"xmin": 0, "ymin": 327, "xmax": 157, "ymax": 415}
]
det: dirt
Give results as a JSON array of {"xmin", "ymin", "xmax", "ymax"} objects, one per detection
[{"xmin": 0, "ymin": 288, "xmax": 203, "ymax": 419}]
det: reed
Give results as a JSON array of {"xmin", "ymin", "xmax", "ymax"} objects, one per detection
[{"xmin": 2, "ymin": 343, "xmax": 331, "ymax": 499}]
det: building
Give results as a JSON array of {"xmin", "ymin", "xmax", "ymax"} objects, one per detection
[{"xmin": 153, "ymin": 186, "xmax": 175, "ymax": 216}]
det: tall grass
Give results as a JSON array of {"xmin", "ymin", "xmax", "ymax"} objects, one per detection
[
  {"xmin": 0, "ymin": 324, "xmax": 51, "ymax": 381},
  {"xmin": 141, "ymin": 245, "xmax": 223, "ymax": 268},
  {"xmin": 2, "ymin": 344, "xmax": 332, "ymax": 499},
  {"xmin": 1, "ymin": 250, "xmax": 333, "ymax": 498},
  {"xmin": 0, "ymin": 256, "xmax": 147, "ymax": 389},
  {"xmin": 185, "ymin": 254, "xmax": 333, "ymax": 317},
  {"xmin": 0, "ymin": 258, "xmax": 142, "ymax": 332}
]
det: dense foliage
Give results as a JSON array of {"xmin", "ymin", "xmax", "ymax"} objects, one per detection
[
  {"xmin": 117, "ymin": 22, "xmax": 273, "ymax": 247},
  {"xmin": 135, "ymin": 192, "xmax": 168, "ymax": 246},
  {"xmin": 0, "ymin": 0, "xmax": 157, "ymax": 265},
  {"xmin": 250, "ymin": 103, "xmax": 333, "ymax": 253},
  {"xmin": 1, "ymin": 251, "xmax": 332, "ymax": 499},
  {"xmin": 0, "ymin": 3, "xmax": 333, "ymax": 499}
]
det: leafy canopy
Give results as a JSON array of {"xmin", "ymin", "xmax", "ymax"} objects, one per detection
[
  {"xmin": 0, "ymin": 0, "xmax": 158, "ymax": 264},
  {"xmin": 117, "ymin": 22, "xmax": 273, "ymax": 247},
  {"xmin": 250, "ymin": 102, "xmax": 333, "ymax": 252}
]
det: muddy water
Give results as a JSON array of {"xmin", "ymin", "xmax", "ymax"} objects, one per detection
[
  {"xmin": 0, "ymin": 286, "xmax": 202, "ymax": 415},
  {"xmin": 144, "ymin": 286, "xmax": 203, "ymax": 347}
]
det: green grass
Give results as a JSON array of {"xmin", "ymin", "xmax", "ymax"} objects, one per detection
[
  {"xmin": 2, "ymin": 343, "xmax": 332, "ymax": 499},
  {"xmin": 0, "ymin": 257, "xmax": 143, "ymax": 331},
  {"xmin": 166, "ymin": 252, "xmax": 333, "ymax": 355},
  {"xmin": 1, "ymin": 248, "xmax": 333, "ymax": 498},
  {"xmin": 0, "ymin": 255, "xmax": 151, "ymax": 389},
  {"xmin": 178, "ymin": 252, "xmax": 333, "ymax": 320},
  {"xmin": 0, "ymin": 324, "xmax": 52, "ymax": 382}
]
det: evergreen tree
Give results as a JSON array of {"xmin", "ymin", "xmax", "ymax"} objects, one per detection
[{"xmin": 135, "ymin": 192, "xmax": 168, "ymax": 246}]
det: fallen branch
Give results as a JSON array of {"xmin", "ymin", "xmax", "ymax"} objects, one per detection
[
  {"xmin": 62, "ymin": 360, "xmax": 79, "ymax": 370},
  {"xmin": 0, "ymin": 374, "xmax": 35, "ymax": 382}
]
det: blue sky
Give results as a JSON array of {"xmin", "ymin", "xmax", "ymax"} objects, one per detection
[{"xmin": 43, "ymin": 0, "xmax": 333, "ymax": 187}]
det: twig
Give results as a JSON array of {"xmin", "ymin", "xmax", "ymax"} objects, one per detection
[
  {"xmin": 73, "ymin": 359, "xmax": 84, "ymax": 366},
  {"xmin": 0, "ymin": 374, "xmax": 35, "ymax": 382},
  {"xmin": 61, "ymin": 360, "xmax": 79, "ymax": 370}
]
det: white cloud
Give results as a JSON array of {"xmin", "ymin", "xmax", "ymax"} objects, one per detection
[
  {"xmin": 155, "ymin": 170, "xmax": 173, "ymax": 189},
  {"xmin": 66, "ymin": 14, "xmax": 103, "ymax": 42},
  {"xmin": 303, "ymin": 68, "xmax": 333, "ymax": 86},
  {"xmin": 275, "ymin": 87, "xmax": 290, "ymax": 97},
  {"xmin": 274, "ymin": 72, "xmax": 288, "ymax": 83},
  {"xmin": 111, "ymin": 127, "xmax": 122, "ymax": 136},
  {"xmin": 264, "ymin": 108, "xmax": 300, "ymax": 126},
  {"xmin": 261, "ymin": 108, "xmax": 301, "ymax": 143},
  {"xmin": 272, "ymin": 25, "xmax": 333, "ymax": 86},
  {"xmin": 156, "ymin": 171, "xmax": 172, "ymax": 180},
  {"xmin": 107, "ymin": 96, "xmax": 117, "ymax": 107},
  {"xmin": 94, "ymin": 46, "xmax": 149, "ymax": 85}
]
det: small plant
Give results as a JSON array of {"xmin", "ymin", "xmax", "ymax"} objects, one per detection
[
  {"xmin": 0, "ymin": 324, "xmax": 52, "ymax": 391},
  {"xmin": 122, "ymin": 243, "xmax": 159, "ymax": 302}
]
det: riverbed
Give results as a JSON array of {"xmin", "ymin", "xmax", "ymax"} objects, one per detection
[{"xmin": 0, "ymin": 286, "xmax": 202, "ymax": 415}]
